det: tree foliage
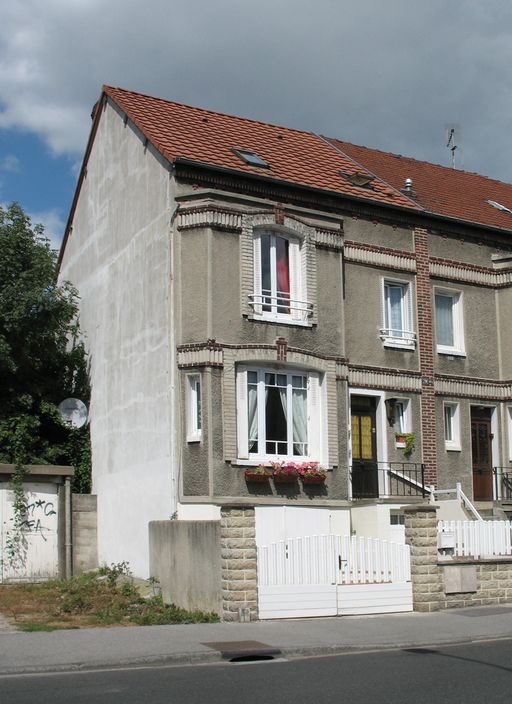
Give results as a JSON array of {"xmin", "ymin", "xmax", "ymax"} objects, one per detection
[{"xmin": 0, "ymin": 203, "xmax": 90, "ymax": 492}]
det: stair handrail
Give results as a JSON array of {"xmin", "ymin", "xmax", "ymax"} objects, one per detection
[
  {"xmin": 429, "ymin": 482, "xmax": 482, "ymax": 521},
  {"xmin": 456, "ymin": 482, "xmax": 483, "ymax": 521}
]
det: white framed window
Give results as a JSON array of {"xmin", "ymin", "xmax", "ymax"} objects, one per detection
[
  {"xmin": 249, "ymin": 230, "xmax": 311, "ymax": 325},
  {"xmin": 435, "ymin": 288, "xmax": 465, "ymax": 356},
  {"xmin": 236, "ymin": 366, "xmax": 324, "ymax": 461},
  {"xmin": 393, "ymin": 400, "xmax": 409, "ymax": 434},
  {"xmin": 186, "ymin": 374, "xmax": 202, "ymax": 442},
  {"xmin": 444, "ymin": 402, "xmax": 461, "ymax": 451},
  {"xmin": 380, "ymin": 279, "xmax": 415, "ymax": 349},
  {"xmin": 508, "ymin": 407, "xmax": 512, "ymax": 462}
]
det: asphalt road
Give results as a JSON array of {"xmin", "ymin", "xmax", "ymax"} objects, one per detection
[{"xmin": 2, "ymin": 639, "xmax": 512, "ymax": 704}]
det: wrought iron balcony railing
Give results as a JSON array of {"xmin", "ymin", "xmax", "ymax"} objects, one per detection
[{"xmin": 350, "ymin": 461, "xmax": 426, "ymax": 500}]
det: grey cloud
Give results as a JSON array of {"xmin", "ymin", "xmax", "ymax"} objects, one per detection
[{"xmin": 1, "ymin": 0, "xmax": 512, "ymax": 181}]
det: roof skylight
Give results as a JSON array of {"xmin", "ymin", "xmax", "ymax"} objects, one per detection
[
  {"xmin": 232, "ymin": 148, "xmax": 269, "ymax": 168},
  {"xmin": 487, "ymin": 199, "xmax": 512, "ymax": 215}
]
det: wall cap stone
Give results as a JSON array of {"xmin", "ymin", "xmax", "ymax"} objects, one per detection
[{"xmin": 403, "ymin": 504, "xmax": 439, "ymax": 513}]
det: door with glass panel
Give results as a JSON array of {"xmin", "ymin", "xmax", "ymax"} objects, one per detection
[
  {"xmin": 351, "ymin": 396, "xmax": 378, "ymax": 498},
  {"xmin": 471, "ymin": 408, "xmax": 493, "ymax": 501}
]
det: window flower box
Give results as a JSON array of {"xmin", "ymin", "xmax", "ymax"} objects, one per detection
[
  {"xmin": 244, "ymin": 466, "xmax": 272, "ymax": 483},
  {"xmin": 272, "ymin": 462, "xmax": 299, "ymax": 483},
  {"xmin": 298, "ymin": 462, "xmax": 327, "ymax": 484},
  {"xmin": 302, "ymin": 474, "xmax": 326, "ymax": 485}
]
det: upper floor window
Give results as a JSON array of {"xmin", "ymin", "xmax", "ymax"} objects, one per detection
[
  {"xmin": 380, "ymin": 279, "xmax": 415, "ymax": 349},
  {"xmin": 236, "ymin": 366, "xmax": 323, "ymax": 461},
  {"xmin": 186, "ymin": 374, "xmax": 202, "ymax": 442},
  {"xmin": 435, "ymin": 288, "xmax": 465, "ymax": 356},
  {"xmin": 249, "ymin": 231, "xmax": 312, "ymax": 325}
]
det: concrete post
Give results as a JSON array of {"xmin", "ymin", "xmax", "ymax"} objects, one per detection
[
  {"xmin": 220, "ymin": 506, "xmax": 258, "ymax": 622},
  {"xmin": 403, "ymin": 503, "xmax": 442, "ymax": 612}
]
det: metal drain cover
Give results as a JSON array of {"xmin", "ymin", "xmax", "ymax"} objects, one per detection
[{"xmin": 202, "ymin": 640, "xmax": 282, "ymax": 660}]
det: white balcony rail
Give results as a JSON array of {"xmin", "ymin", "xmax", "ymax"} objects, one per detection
[
  {"xmin": 249, "ymin": 289, "xmax": 313, "ymax": 322},
  {"xmin": 438, "ymin": 519, "xmax": 512, "ymax": 558},
  {"xmin": 379, "ymin": 328, "xmax": 416, "ymax": 348}
]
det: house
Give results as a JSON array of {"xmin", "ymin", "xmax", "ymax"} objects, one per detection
[{"xmin": 59, "ymin": 86, "xmax": 512, "ymax": 616}]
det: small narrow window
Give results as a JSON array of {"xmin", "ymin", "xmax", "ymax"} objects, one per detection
[
  {"xmin": 435, "ymin": 288, "xmax": 465, "ymax": 356},
  {"xmin": 186, "ymin": 375, "xmax": 202, "ymax": 442},
  {"xmin": 393, "ymin": 401, "xmax": 405, "ymax": 434},
  {"xmin": 381, "ymin": 279, "xmax": 415, "ymax": 349},
  {"xmin": 390, "ymin": 512, "xmax": 405, "ymax": 526},
  {"xmin": 444, "ymin": 402, "xmax": 460, "ymax": 451}
]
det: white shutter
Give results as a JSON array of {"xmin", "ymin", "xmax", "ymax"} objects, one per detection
[
  {"xmin": 236, "ymin": 368, "xmax": 249, "ymax": 459},
  {"xmin": 253, "ymin": 234, "xmax": 262, "ymax": 314},
  {"xmin": 307, "ymin": 372, "xmax": 322, "ymax": 461},
  {"xmin": 380, "ymin": 278, "xmax": 387, "ymax": 332},
  {"xmin": 406, "ymin": 282, "xmax": 413, "ymax": 334},
  {"xmin": 289, "ymin": 238, "xmax": 302, "ymax": 320}
]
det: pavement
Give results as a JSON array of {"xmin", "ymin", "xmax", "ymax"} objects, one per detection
[{"xmin": 1, "ymin": 605, "xmax": 512, "ymax": 675}]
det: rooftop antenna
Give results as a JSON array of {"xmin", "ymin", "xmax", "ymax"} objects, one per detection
[{"xmin": 445, "ymin": 123, "xmax": 463, "ymax": 169}]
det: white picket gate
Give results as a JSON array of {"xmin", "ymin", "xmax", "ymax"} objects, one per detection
[
  {"xmin": 257, "ymin": 534, "xmax": 412, "ymax": 619},
  {"xmin": 438, "ymin": 520, "xmax": 512, "ymax": 558}
]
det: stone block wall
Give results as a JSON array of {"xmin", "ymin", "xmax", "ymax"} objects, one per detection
[
  {"xmin": 72, "ymin": 494, "xmax": 98, "ymax": 574},
  {"xmin": 405, "ymin": 503, "xmax": 512, "ymax": 611},
  {"xmin": 403, "ymin": 504, "xmax": 442, "ymax": 612},
  {"xmin": 220, "ymin": 506, "xmax": 258, "ymax": 622},
  {"xmin": 441, "ymin": 559, "xmax": 512, "ymax": 609}
]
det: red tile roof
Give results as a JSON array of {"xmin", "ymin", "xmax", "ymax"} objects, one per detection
[
  {"xmin": 329, "ymin": 138, "xmax": 512, "ymax": 233},
  {"xmin": 102, "ymin": 86, "xmax": 512, "ymax": 233},
  {"xmin": 103, "ymin": 86, "xmax": 418, "ymax": 211}
]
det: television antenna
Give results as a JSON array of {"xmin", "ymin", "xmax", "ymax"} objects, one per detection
[
  {"xmin": 445, "ymin": 123, "xmax": 463, "ymax": 169},
  {"xmin": 58, "ymin": 398, "xmax": 88, "ymax": 428}
]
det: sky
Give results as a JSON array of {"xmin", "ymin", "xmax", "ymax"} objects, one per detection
[{"xmin": 1, "ymin": 0, "xmax": 512, "ymax": 248}]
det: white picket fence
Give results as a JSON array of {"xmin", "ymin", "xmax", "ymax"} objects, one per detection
[
  {"xmin": 438, "ymin": 520, "xmax": 512, "ymax": 558},
  {"xmin": 257, "ymin": 534, "xmax": 411, "ymax": 587}
]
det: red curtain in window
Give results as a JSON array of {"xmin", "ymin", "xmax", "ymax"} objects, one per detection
[{"xmin": 275, "ymin": 237, "xmax": 290, "ymax": 311}]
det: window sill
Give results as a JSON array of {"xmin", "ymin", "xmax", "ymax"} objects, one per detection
[
  {"xmin": 382, "ymin": 338, "xmax": 416, "ymax": 351},
  {"xmin": 445, "ymin": 444, "xmax": 461, "ymax": 452},
  {"xmin": 437, "ymin": 347, "xmax": 466, "ymax": 358},
  {"xmin": 187, "ymin": 433, "xmax": 202, "ymax": 443},
  {"xmin": 249, "ymin": 313, "xmax": 312, "ymax": 328},
  {"xmin": 229, "ymin": 458, "xmax": 329, "ymax": 468}
]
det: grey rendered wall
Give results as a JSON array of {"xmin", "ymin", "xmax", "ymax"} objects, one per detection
[
  {"xmin": 344, "ymin": 263, "xmax": 419, "ymax": 372},
  {"xmin": 72, "ymin": 494, "xmax": 98, "ymax": 574},
  {"xmin": 343, "ymin": 219, "xmax": 414, "ymax": 252},
  {"xmin": 435, "ymin": 398, "xmax": 473, "ymax": 495},
  {"xmin": 149, "ymin": 520, "xmax": 221, "ymax": 614},
  {"xmin": 433, "ymin": 283, "xmax": 499, "ymax": 379},
  {"xmin": 178, "ymin": 226, "xmax": 344, "ymax": 358},
  {"xmin": 59, "ymin": 99, "xmax": 177, "ymax": 577}
]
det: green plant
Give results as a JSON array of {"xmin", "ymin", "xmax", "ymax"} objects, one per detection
[{"xmin": 396, "ymin": 432, "xmax": 415, "ymax": 456}]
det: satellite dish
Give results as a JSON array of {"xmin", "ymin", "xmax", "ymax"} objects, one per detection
[{"xmin": 58, "ymin": 398, "xmax": 88, "ymax": 429}]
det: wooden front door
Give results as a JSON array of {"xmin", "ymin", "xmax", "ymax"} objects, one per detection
[
  {"xmin": 471, "ymin": 410, "xmax": 493, "ymax": 501},
  {"xmin": 351, "ymin": 396, "xmax": 378, "ymax": 498}
]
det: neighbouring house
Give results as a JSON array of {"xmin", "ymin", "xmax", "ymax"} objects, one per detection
[{"xmin": 58, "ymin": 86, "xmax": 512, "ymax": 617}]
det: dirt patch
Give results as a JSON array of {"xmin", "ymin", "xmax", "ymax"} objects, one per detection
[{"xmin": 0, "ymin": 566, "xmax": 219, "ymax": 631}]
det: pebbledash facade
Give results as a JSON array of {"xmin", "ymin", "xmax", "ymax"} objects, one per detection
[{"xmin": 59, "ymin": 86, "xmax": 512, "ymax": 583}]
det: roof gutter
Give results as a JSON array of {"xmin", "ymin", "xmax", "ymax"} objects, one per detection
[{"xmin": 174, "ymin": 158, "xmax": 512, "ymax": 241}]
